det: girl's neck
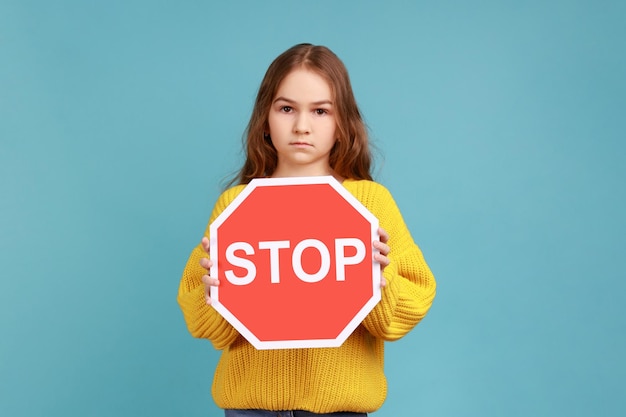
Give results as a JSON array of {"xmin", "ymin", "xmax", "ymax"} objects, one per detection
[{"xmin": 271, "ymin": 166, "xmax": 344, "ymax": 183}]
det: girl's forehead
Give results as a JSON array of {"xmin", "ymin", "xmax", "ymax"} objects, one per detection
[{"xmin": 275, "ymin": 68, "xmax": 333, "ymax": 100}]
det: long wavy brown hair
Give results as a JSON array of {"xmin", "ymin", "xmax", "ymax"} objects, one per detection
[{"xmin": 231, "ymin": 43, "xmax": 373, "ymax": 185}]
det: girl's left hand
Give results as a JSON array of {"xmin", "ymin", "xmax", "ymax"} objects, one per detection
[{"xmin": 373, "ymin": 227, "xmax": 390, "ymax": 288}]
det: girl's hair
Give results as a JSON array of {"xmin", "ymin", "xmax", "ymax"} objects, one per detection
[{"xmin": 232, "ymin": 43, "xmax": 372, "ymax": 185}]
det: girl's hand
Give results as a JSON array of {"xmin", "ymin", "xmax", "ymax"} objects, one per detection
[
  {"xmin": 199, "ymin": 236, "xmax": 220, "ymax": 305},
  {"xmin": 373, "ymin": 227, "xmax": 390, "ymax": 288}
]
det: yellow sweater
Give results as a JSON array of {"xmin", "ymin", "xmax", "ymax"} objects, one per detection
[{"xmin": 177, "ymin": 179, "xmax": 436, "ymax": 413}]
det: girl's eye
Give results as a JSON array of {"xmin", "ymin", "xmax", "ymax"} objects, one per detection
[
  {"xmin": 281, "ymin": 106, "xmax": 293, "ymax": 113},
  {"xmin": 315, "ymin": 109, "xmax": 328, "ymax": 115}
]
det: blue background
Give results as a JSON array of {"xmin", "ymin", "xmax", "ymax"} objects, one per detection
[{"xmin": 1, "ymin": 1, "xmax": 624, "ymax": 416}]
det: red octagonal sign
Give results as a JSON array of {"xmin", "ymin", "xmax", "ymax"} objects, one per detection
[{"xmin": 209, "ymin": 176, "xmax": 381, "ymax": 349}]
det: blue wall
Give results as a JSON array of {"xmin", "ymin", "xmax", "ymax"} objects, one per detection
[{"xmin": 1, "ymin": 1, "xmax": 624, "ymax": 416}]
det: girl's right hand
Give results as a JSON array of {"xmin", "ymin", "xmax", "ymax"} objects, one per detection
[{"xmin": 199, "ymin": 236, "xmax": 220, "ymax": 305}]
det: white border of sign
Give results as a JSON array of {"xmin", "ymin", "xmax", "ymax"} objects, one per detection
[{"xmin": 209, "ymin": 175, "xmax": 381, "ymax": 349}]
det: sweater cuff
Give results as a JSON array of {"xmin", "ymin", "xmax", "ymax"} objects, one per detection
[{"xmin": 177, "ymin": 285, "xmax": 238, "ymax": 349}]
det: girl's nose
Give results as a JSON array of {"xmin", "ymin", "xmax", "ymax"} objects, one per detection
[{"xmin": 294, "ymin": 114, "xmax": 311, "ymax": 134}]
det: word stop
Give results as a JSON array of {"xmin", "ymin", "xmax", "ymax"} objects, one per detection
[{"xmin": 223, "ymin": 238, "xmax": 367, "ymax": 285}]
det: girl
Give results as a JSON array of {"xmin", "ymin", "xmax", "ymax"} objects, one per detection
[{"xmin": 177, "ymin": 43, "xmax": 436, "ymax": 416}]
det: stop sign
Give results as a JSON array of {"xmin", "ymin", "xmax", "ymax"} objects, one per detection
[{"xmin": 209, "ymin": 176, "xmax": 381, "ymax": 349}]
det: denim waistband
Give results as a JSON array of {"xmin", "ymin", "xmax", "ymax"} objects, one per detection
[
  {"xmin": 293, "ymin": 411, "xmax": 366, "ymax": 417},
  {"xmin": 224, "ymin": 409, "xmax": 367, "ymax": 417}
]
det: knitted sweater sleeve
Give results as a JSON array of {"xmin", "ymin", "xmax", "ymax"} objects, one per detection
[
  {"xmin": 176, "ymin": 186, "xmax": 244, "ymax": 350},
  {"xmin": 360, "ymin": 183, "xmax": 436, "ymax": 341}
]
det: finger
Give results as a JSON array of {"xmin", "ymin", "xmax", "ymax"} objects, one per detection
[
  {"xmin": 373, "ymin": 240, "xmax": 390, "ymax": 257},
  {"xmin": 203, "ymin": 275, "xmax": 220, "ymax": 305},
  {"xmin": 374, "ymin": 252, "xmax": 390, "ymax": 269},
  {"xmin": 201, "ymin": 274, "xmax": 213, "ymax": 305},
  {"xmin": 201, "ymin": 236, "xmax": 210, "ymax": 253},
  {"xmin": 199, "ymin": 257, "xmax": 213, "ymax": 270},
  {"xmin": 201, "ymin": 274, "xmax": 220, "ymax": 287},
  {"xmin": 380, "ymin": 276, "xmax": 387, "ymax": 288},
  {"xmin": 378, "ymin": 227, "xmax": 389, "ymax": 244}
]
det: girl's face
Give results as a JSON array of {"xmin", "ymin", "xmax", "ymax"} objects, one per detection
[{"xmin": 268, "ymin": 68, "xmax": 338, "ymax": 178}]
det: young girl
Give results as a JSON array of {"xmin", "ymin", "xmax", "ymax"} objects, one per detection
[{"xmin": 177, "ymin": 43, "xmax": 436, "ymax": 416}]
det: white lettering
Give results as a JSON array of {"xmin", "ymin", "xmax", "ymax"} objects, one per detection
[
  {"xmin": 335, "ymin": 238, "xmax": 366, "ymax": 281},
  {"xmin": 292, "ymin": 239, "xmax": 331, "ymax": 283},
  {"xmin": 224, "ymin": 242, "xmax": 256, "ymax": 285},
  {"xmin": 223, "ymin": 238, "xmax": 367, "ymax": 285},
  {"xmin": 258, "ymin": 240, "xmax": 290, "ymax": 283}
]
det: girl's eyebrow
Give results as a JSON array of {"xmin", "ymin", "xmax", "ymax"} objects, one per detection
[{"xmin": 273, "ymin": 96, "xmax": 333, "ymax": 106}]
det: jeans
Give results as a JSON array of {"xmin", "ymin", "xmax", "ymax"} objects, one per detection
[{"xmin": 224, "ymin": 410, "xmax": 367, "ymax": 417}]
